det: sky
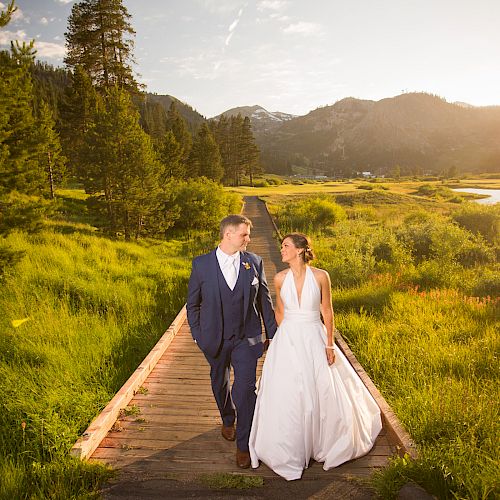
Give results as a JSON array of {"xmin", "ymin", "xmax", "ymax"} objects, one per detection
[{"xmin": 1, "ymin": 0, "xmax": 499, "ymax": 117}]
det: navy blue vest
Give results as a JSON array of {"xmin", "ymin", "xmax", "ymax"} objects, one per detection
[{"xmin": 217, "ymin": 262, "xmax": 245, "ymax": 339}]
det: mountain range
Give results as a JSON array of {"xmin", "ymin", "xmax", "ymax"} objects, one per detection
[
  {"xmin": 148, "ymin": 92, "xmax": 500, "ymax": 176},
  {"xmin": 32, "ymin": 62, "xmax": 498, "ymax": 176},
  {"xmin": 215, "ymin": 94, "xmax": 500, "ymax": 176}
]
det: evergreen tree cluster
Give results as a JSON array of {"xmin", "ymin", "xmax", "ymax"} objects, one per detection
[
  {"xmin": 1, "ymin": 0, "xmax": 264, "ymax": 247},
  {"xmin": 0, "ymin": 33, "xmax": 65, "ymax": 236},
  {"xmin": 210, "ymin": 114, "xmax": 262, "ymax": 186}
]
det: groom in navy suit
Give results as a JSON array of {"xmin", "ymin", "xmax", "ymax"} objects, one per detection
[{"xmin": 187, "ymin": 214, "xmax": 277, "ymax": 468}]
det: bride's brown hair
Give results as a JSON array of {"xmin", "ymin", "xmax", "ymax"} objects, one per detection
[{"xmin": 282, "ymin": 233, "xmax": 314, "ymax": 263}]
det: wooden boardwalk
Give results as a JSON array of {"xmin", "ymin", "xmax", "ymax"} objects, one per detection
[{"xmin": 77, "ymin": 196, "xmax": 414, "ymax": 483}]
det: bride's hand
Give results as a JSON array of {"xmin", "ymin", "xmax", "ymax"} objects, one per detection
[{"xmin": 325, "ymin": 347, "xmax": 335, "ymax": 365}]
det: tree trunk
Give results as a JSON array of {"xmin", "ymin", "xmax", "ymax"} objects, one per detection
[
  {"xmin": 124, "ymin": 209, "xmax": 130, "ymax": 241},
  {"xmin": 99, "ymin": 10, "xmax": 109, "ymax": 86},
  {"xmin": 47, "ymin": 151, "xmax": 55, "ymax": 199}
]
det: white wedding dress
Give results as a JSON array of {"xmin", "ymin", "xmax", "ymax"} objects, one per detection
[{"xmin": 249, "ymin": 266, "xmax": 382, "ymax": 480}]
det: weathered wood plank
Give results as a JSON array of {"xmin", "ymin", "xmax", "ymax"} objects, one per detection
[{"xmin": 70, "ymin": 307, "xmax": 187, "ymax": 459}]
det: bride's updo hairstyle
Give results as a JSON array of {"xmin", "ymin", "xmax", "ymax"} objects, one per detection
[{"xmin": 282, "ymin": 233, "xmax": 314, "ymax": 263}]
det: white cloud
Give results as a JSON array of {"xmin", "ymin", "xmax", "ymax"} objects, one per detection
[
  {"xmin": 9, "ymin": 6, "xmax": 29, "ymax": 24},
  {"xmin": 35, "ymin": 41, "xmax": 66, "ymax": 59},
  {"xmin": 224, "ymin": 31, "xmax": 234, "ymax": 46},
  {"xmin": 40, "ymin": 17, "xmax": 49, "ymax": 25},
  {"xmin": 0, "ymin": 29, "xmax": 28, "ymax": 45},
  {"xmin": 56, "ymin": 0, "xmax": 76, "ymax": 4},
  {"xmin": 257, "ymin": 0, "xmax": 288, "ymax": 12},
  {"xmin": 270, "ymin": 13, "xmax": 290, "ymax": 22},
  {"xmin": 282, "ymin": 21, "xmax": 323, "ymax": 36},
  {"xmin": 198, "ymin": 0, "xmax": 246, "ymax": 15},
  {"xmin": 225, "ymin": 5, "xmax": 245, "ymax": 46},
  {"xmin": 0, "ymin": 29, "xmax": 65, "ymax": 59},
  {"xmin": 228, "ymin": 18, "xmax": 240, "ymax": 32},
  {"xmin": 163, "ymin": 51, "xmax": 245, "ymax": 82}
]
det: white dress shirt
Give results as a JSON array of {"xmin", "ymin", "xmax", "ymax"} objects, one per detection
[{"xmin": 216, "ymin": 247, "xmax": 240, "ymax": 290}]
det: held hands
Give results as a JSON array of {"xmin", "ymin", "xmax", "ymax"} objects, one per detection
[
  {"xmin": 325, "ymin": 346, "xmax": 335, "ymax": 365},
  {"xmin": 263, "ymin": 339, "xmax": 271, "ymax": 352}
]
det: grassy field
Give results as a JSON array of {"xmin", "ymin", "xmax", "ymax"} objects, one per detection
[
  {"xmin": 1, "ymin": 178, "xmax": 497, "ymax": 498},
  {"xmin": 229, "ymin": 176, "xmax": 500, "ymax": 198},
  {"xmin": 0, "ymin": 189, "xmax": 218, "ymax": 499},
  {"xmin": 266, "ymin": 187, "xmax": 499, "ymax": 499}
]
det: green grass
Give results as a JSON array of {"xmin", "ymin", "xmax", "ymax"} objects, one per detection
[
  {"xmin": 267, "ymin": 191, "xmax": 499, "ymax": 499},
  {"xmin": 228, "ymin": 177, "xmax": 499, "ymax": 207},
  {"xmin": 337, "ymin": 289, "xmax": 499, "ymax": 499},
  {"xmin": 0, "ymin": 186, "xmax": 214, "ymax": 498},
  {"xmin": 199, "ymin": 472, "xmax": 264, "ymax": 489}
]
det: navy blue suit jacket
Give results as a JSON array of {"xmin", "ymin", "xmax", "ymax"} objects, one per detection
[{"xmin": 187, "ymin": 250, "xmax": 277, "ymax": 358}]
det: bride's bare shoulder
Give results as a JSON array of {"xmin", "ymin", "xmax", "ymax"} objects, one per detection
[
  {"xmin": 274, "ymin": 269, "xmax": 288, "ymax": 285},
  {"xmin": 310, "ymin": 266, "xmax": 331, "ymax": 284}
]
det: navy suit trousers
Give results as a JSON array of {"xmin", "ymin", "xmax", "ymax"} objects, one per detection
[{"xmin": 204, "ymin": 337, "xmax": 258, "ymax": 452}]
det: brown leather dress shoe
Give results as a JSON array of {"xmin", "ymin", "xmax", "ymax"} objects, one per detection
[
  {"xmin": 236, "ymin": 448, "xmax": 251, "ymax": 469},
  {"xmin": 221, "ymin": 423, "xmax": 236, "ymax": 441}
]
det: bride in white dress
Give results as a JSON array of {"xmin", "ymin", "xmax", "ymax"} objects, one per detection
[{"xmin": 249, "ymin": 233, "xmax": 382, "ymax": 481}]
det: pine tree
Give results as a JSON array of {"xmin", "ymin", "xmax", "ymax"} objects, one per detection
[
  {"xmin": 228, "ymin": 114, "xmax": 245, "ymax": 186},
  {"xmin": 158, "ymin": 131, "xmax": 185, "ymax": 179},
  {"xmin": 0, "ymin": 9, "xmax": 48, "ymax": 241},
  {"xmin": 210, "ymin": 114, "xmax": 232, "ymax": 183},
  {"xmin": 166, "ymin": 101, "xmax": 192, "ymax": 164},
  {"xmin": 37, "ymin": 101, "xmax": 67, "ymax": 199},
  {"xmin": 81, "ymin": 87, "xmax": 161, "ymax": 239},
  {"xmin": 188, "ymin": 123, "xmax": 223, "ymax": 182},
  {"xmin": 0, "ymin": 41, "xmax": 43, "ymax": 196},
  {"xmin": 138, "ymin": 96, "xmax": 167, "ymax": 144},
  {"xmin": 239, "ymin": 116, "xmax": 262, "ymax": 186},
  {"xmin": 0, "ymin": 0, "xmax": 16, "ymax": 27},
  {"xmin": 60, "ymin": 65, "xmax": 98, "ymax": 180},
  {"xmin": 65, "ymin": 0, "xmax": 138, "ymax": 92},
  {"xmin": 31, "ymin": 61, "xmax": 72, "ymax": 122}
]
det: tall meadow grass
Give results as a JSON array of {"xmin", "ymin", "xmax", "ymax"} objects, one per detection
[
  {"xmin": 0, "ymin": 226, "xmax": 199, "ymax": 498},
  {"xmin": 268, "ymin": 192, "xmax": 499, "ymax": 499}
]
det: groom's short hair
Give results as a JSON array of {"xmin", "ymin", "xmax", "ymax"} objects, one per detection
[{"xmin": 220, "ymin": 215, "xmax": 252, "ymax": 240}]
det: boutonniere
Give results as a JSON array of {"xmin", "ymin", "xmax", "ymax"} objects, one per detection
[{"xmin": 242, "ymin": 261, "xmax": 251, "ymax": 270}]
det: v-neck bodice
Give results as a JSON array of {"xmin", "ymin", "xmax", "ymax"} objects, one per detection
[{"xmin": 281, "ymin": 266, "xmax": 321, "ymax": 320}]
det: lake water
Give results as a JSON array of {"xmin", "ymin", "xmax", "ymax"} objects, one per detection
[{"xmin": 453, "ymin": 188, "xmax": 500, "ymax": 205}]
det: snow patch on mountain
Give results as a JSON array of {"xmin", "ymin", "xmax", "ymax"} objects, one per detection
[{"xmin": 251, "ymin": 107, "xmax": 296, "ymax": 122}]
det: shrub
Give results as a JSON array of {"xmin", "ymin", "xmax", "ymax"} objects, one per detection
[
  {"xmin": 315, "ymin": 222, "xmax": 410, "ymax": 287},
  {"xmin": 277, "ymin": 196, "xmax": 346, "ymax": 233},
  {"xmin": 452, "ymin": 204, "xmax": 499, "ymax": 244},
  {"xmin": 455, "ymin": 237, "xmax": 495, "ymax": 267},
  {"xmin": 348, "ymin": 206, "xmax": 378, "ymax": 221},
  {"xmin": 251, "ymin": 179, "xmax": 269, "ymax": 187},
  {"xmin": 472, "ymin": 269, "xmax": 500, "ymax": 297},
  {"xmin": 396, "ymin": 214, "xmax": 488, "ymax": 265},
  {"xmin": 263, "ymin": 175, "xmax": 285, "ymax": 186},
  {"xmin": 161, "ymin": 177, "xmax": 241, "ymax": 233}
]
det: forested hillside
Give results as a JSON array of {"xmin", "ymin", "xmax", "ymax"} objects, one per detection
[
  {"xmin": 255, "ymin": 93, "xmax": 500, "ymax": 176},
  {"xmin": 0, "ymin": 0, "xmax": 262, "ymax": 257}
]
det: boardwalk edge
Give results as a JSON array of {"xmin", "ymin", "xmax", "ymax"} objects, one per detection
[
  {"xmin": 335, "ymin": 334, "xmax": 418, "ymax": 459},
  {"xmin": 70, "ymin": 306, "xmax": 187, "ymax": 460}
]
